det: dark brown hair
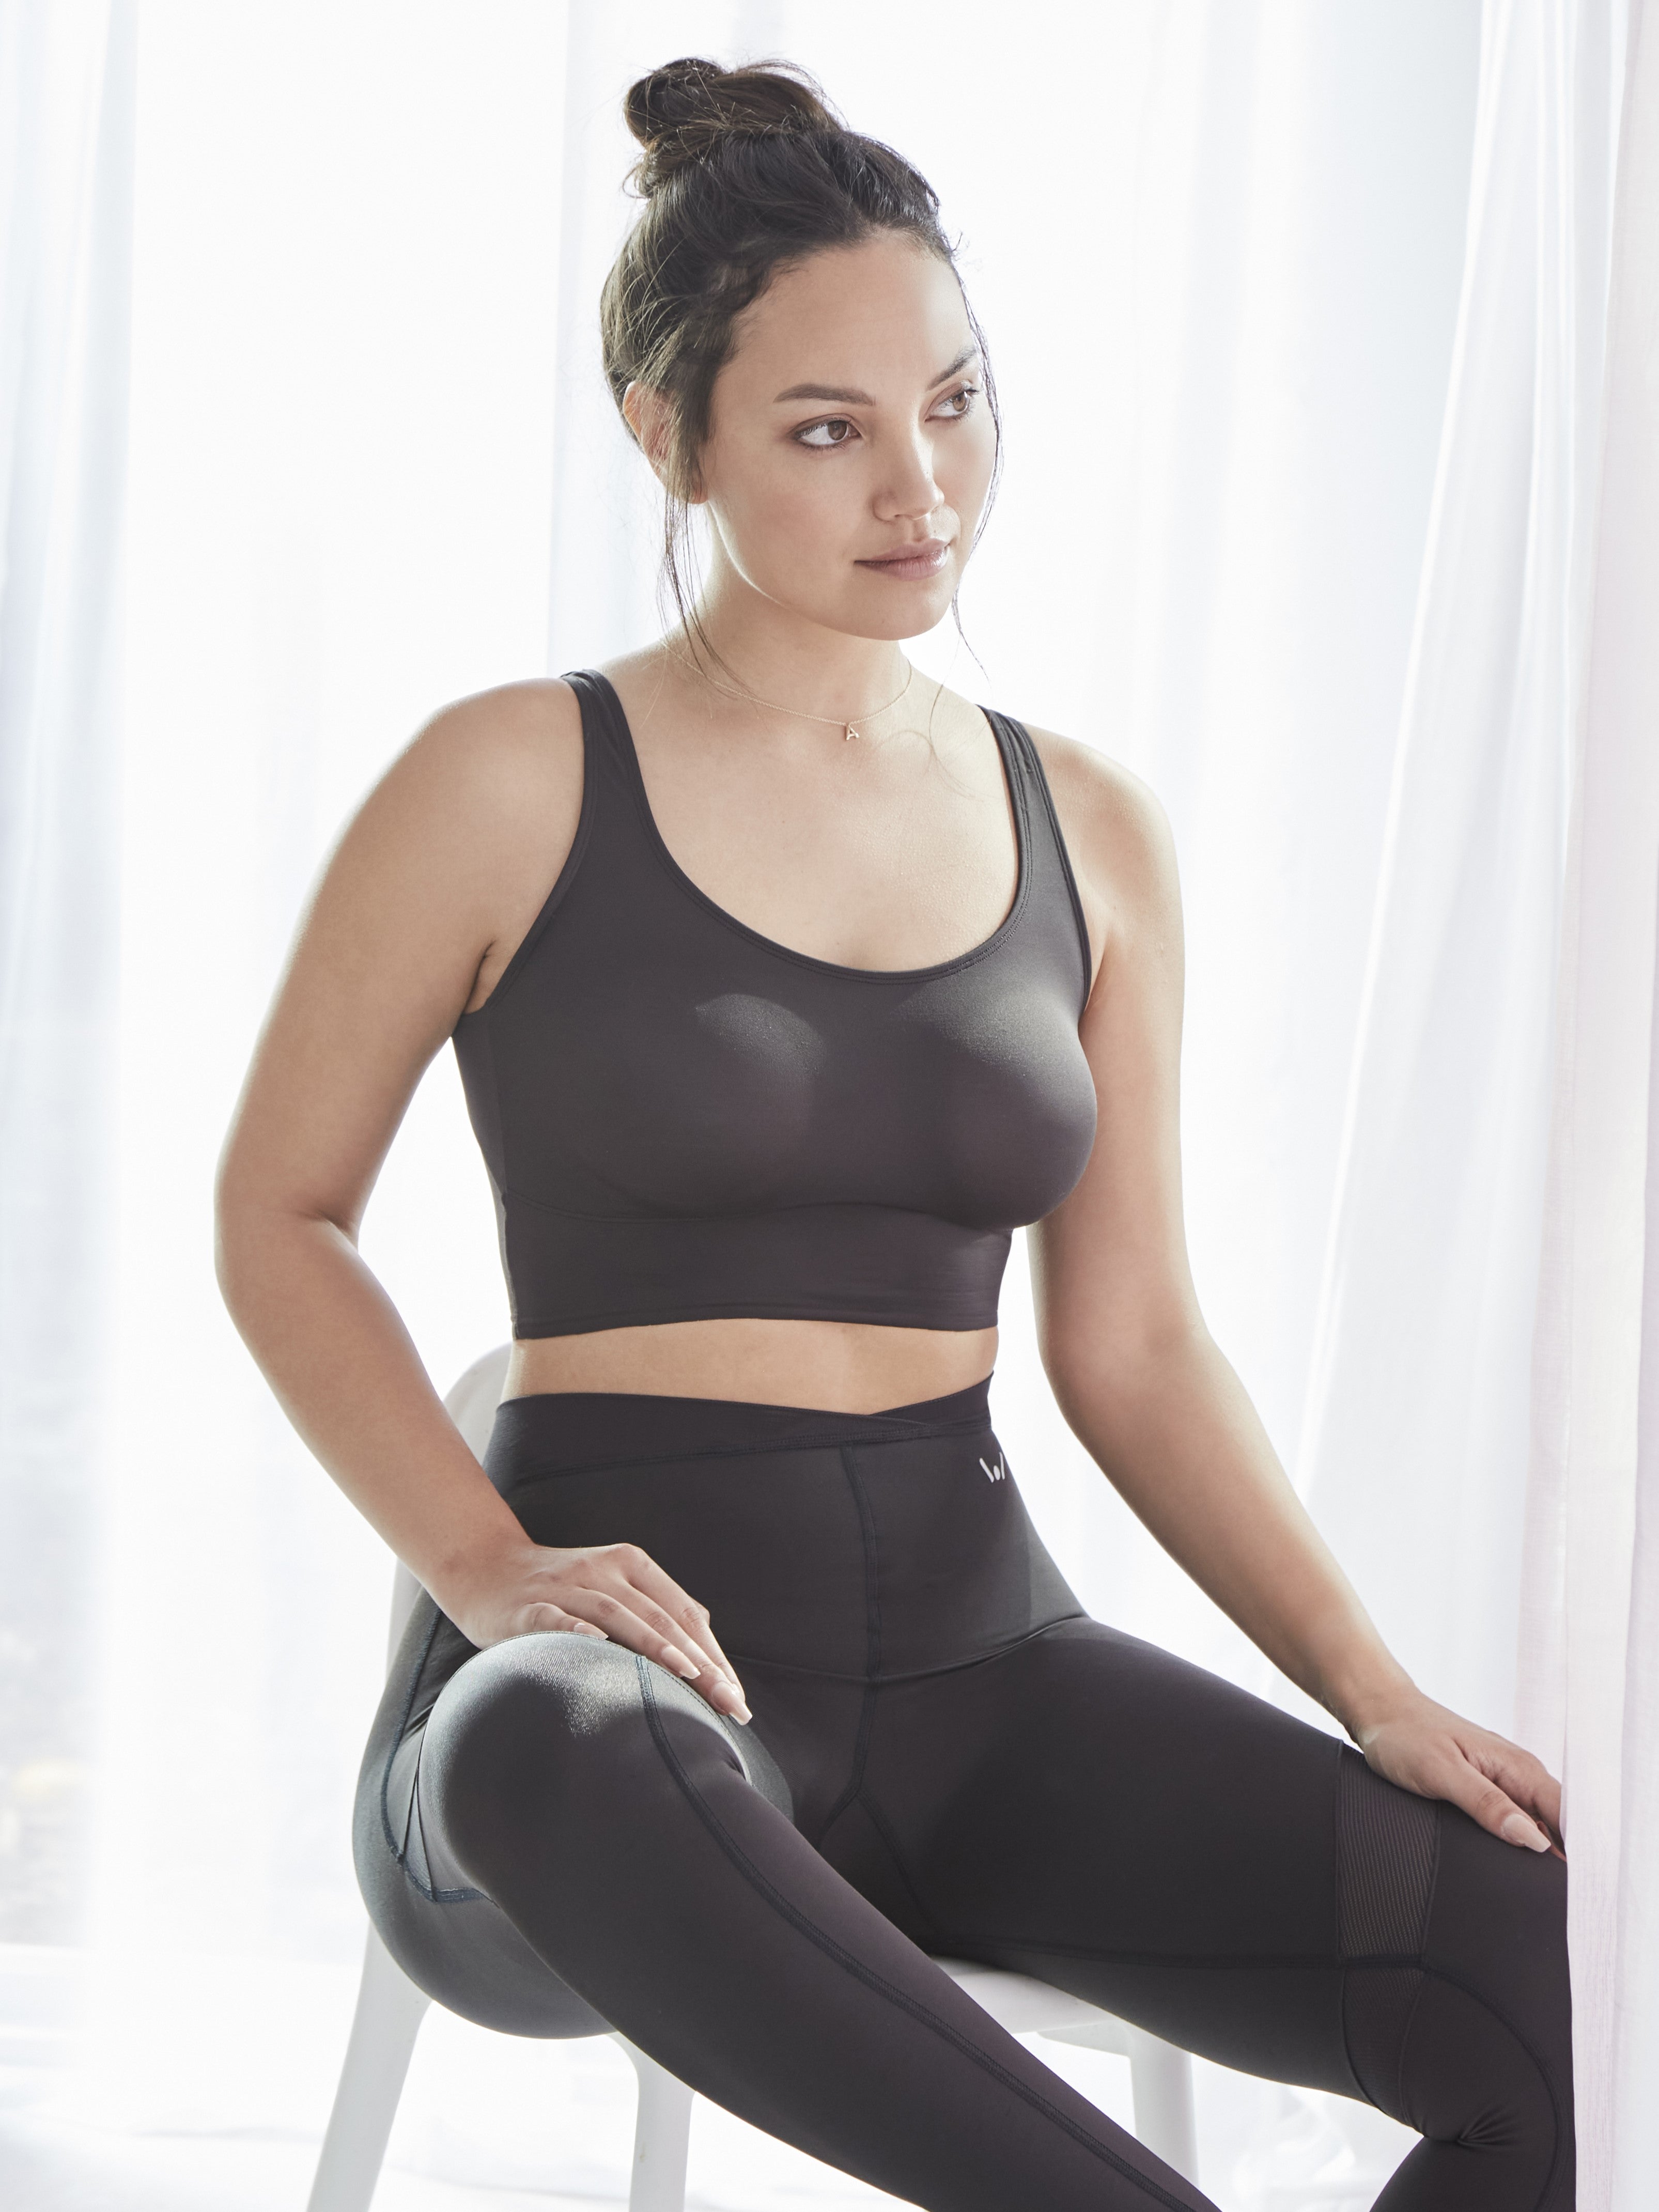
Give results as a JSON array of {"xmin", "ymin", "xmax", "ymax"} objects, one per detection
[{"xmin": 599, "ymin": 57, "xmax": 1000, "ymax": 650}]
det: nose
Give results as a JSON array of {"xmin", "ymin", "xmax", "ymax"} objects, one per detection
[{"xmin": 874, "ymin": 427, "xmax": 943, "ymax": 526}]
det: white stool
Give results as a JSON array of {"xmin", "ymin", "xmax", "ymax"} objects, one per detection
[{"xmin": 306, "ymin": 1349, "xmax": 1200, "ymax": 2210}]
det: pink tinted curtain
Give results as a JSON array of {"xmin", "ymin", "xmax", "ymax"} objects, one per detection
[{"xmin": 1518, "ymin": 7, "xmax": 1659, "ymax": 2206}]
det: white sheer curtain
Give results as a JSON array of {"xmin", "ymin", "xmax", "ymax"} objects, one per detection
[
  {"xmin": 1517, "ymin": 8, "xmax": 1659, "ymax": 2209},
  {"xmin": 1292, "ymin": 0, "xmax": 1620, "ymax": 1738},
  {"xmin": 0, "ymin": 0, "xmax": 131, "ymax": 1935},
  {"xmin": 7, "ymin": 3, "xmax": 1654, "ymax": 2208}
]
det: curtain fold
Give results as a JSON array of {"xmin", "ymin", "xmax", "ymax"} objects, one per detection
[
  {"xmin": 1293, "ymin": 0, "xmax": 1628, "ymax": 1744},
  {"xmin": 0, "ymin": 0, "xmax": 133, "ymax": 1948},
  {"xmin": 1517, "ymin": 5, "xmax": 1659, "ymax": 2204}
]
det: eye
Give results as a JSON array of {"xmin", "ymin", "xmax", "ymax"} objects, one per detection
[
  {"xmin": 794, "ymin": 416, "xmax": 860, "ymax": 449},
  {"xmin": 931, "ymin": 382, "xmax": 980, "ymax": 420}
]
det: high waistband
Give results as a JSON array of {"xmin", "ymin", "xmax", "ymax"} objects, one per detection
[
  {"xmin": 475, "ymin": 1372, "xmax": 1081, "ymax": 1681},
  {"xmin": 484, "ymin": 1374, "xmax": 995, "ymax": 1483}
]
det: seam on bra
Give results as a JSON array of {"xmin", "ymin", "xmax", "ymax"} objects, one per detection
[
  {"xmin": 512, "ymin": 1311, "xmax": 998, "ymax": 1342},
  {"xmin": 634, "ymin": 1656, "xmax": 1198, "ymax": 2212},
  {"xmin": 510, "ymin": 1300, "xmax": 1000, "ymax": 1337}
]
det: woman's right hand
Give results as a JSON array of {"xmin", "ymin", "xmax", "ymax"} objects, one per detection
[{"xmin": 441, "ymin": 1538, "xmax": 752, "ymax": 1724}]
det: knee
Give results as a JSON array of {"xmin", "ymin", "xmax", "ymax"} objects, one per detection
[
  {"xmin": 1427, "ymin": 1802, "xmax": 1572, "ymax": 2081},
  {"xmin": 424, "ymin": 1631, "xmax": 668, "ymax": 1837},
  {"xmin": 1395, "ymin": 1972, "xmax": 1572, "ymax": 2206},
  {"xmin": 1351, "ymin": 1805, "xmax": 1572, "ymax": 2205}
]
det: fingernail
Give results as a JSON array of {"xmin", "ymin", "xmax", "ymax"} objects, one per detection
[
  {"xmin": 668, "ymin": 1650, "xmax": 700, "ymax": 1680},
  {"xmin": 1501, "ymin": 1812, "xmax": 1551, "ymax": 1852}
]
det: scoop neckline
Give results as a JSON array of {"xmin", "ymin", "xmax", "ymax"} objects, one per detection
[{"xmin": 585, "ymin": 668, "xmax": 1031, "ymax": 986}]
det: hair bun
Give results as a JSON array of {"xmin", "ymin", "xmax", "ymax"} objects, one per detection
[{"xmin": 624, "ymin": 57, "xmax": 838, "ymax": 193}]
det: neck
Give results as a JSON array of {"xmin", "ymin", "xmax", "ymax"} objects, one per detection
[{"xmin": 681, "ymin": 550, "xmax": 911, "ymax": 722}]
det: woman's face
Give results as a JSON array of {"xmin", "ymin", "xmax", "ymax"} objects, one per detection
[{"xmin": 678, "ymin": 232, "xmax": 997, "ymax": 642}]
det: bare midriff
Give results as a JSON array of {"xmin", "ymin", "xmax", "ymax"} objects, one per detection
[{"xmin": 505, "ymin": 1316, "xmax": 1000, "ymax": 1415}]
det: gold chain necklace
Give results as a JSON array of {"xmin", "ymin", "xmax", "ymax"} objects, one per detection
[{"xmin": 678, "ymin": 651, "xmax": 916, "ymax": 742}]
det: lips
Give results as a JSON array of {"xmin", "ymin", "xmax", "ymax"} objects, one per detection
[{"xmin": 856, "ymin": 539, "xmax": 953, "ymax": 580}]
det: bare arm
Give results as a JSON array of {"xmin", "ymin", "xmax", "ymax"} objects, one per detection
[
  {"xmin": 214, "ymin": 678, "xmax": 749, "ymax": 1720},
  {"xmin": 1029, "ymin": 735, "xmax": 1559, "ymax": 1853}
]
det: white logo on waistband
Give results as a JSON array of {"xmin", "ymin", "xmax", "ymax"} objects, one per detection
[{"xmin": 980, "ymin": 1455, "xmax": 1006, "ymax": 1483}]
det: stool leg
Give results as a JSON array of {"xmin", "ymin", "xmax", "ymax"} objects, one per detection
[
  {"xmin": 1126, "ymin": 2028, "xmax": 1199, "ymax": 2184},
  {"xmin": 306, "ymin": 1927, "xmax": 430, "ymax": 2212},
  {"xmin": 617, "ymin": 2036, "xmax": 694, "ymax": 2212}
]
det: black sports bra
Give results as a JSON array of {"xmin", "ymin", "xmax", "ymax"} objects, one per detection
[{"xmin": 451, "ymin": 670, "xmax": 1098, "ymax": 1337}]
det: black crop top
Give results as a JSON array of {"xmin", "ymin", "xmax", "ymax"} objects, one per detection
[{"xmin": 451, "ymin": 670, "xmax": 1098, "ymax": 1337}]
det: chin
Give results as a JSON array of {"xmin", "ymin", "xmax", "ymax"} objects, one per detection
[{"xmin": 836, "ymin": 578, "xmax": 961, "ymax": 642}]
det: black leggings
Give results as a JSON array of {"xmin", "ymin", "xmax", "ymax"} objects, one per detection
[{"xmin": 354, "ymin": 1381, "xmax": 1572, "ymax": 2211}]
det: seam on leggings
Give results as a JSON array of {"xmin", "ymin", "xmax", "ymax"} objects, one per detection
[
  {"xmin": 926, "ymin": 1934, "xmax": 1358, "ymax": 1969},
  {"xmin": 1328, "ymin": 1957, "xmax": 1564, "ymax": 2212},
  {"xmin": 1397, "ymin": 1961, "xmax": 1565, "ymax": 2212},
  {"xmin": 377, "ymin": 1608, "xmax": 486, "ymax": 1904},
  {"xmin": 1332, "ymin": 1745, "xmax": 1441, "ymax": 2107},
  {"xmin": 1336, "ymin": 1750, "xmax": 1439, "ymax": 1959},
  {"xmin": 1334, "ymin": 1954, "xmax": 1362, "ymax": 2110},
  {"xmin": 842, "ymin": 1445, "xmax": 884, "ymax": 1680},
  {"xmin": 730, "ymin": 1612, "xmax": 1090, "ymax": 1688},
  {"xmin": 396, "ymin": 1759, "xmax": 419, "ymax": 1864},
  {"xmin": 398, "ymin": 1724, "xmax": 488, "ymax": 1904},
  {"xmin": 1425, "ymin": 1963, "xmax": 1565, "ymax": 2212},
  {"xmin": 1391, "ymin": 1968, "xmax": 1429, "ymax": 2125},
  {"xmin": 811, "ymin": 1447, "xmax": 883, "ymax": 1843},
  {"xmin": 635, "ymin": 1658, "xmax": 1198, "ymax": 2212},
  {"xmin": 1421, "ymin": 1797, "xmax": 1444, "ymax": 1956},
  {"xmin": 379, "ymin": 1608, "xmax": 442, "ymax": 1862},
  {"xmin": 856, "ymin": 1790, "xmax": 953, "ymax": 1949},
  {"xmin": 496, "ymin": 1413, "xmax": 990, "ymax": 1494},
  {"xmin": 1331, "ymin": 1740, "xmax": 1364, "ymax": 2100},
  {"xmin": 1335, "ymin": 1962, "xmax": 1425, "ymax": 2130}
]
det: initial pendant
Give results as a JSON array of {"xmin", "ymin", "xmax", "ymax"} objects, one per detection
[{"xmin": 844, "ymin": 724, "xmax": 858, "ymax": 742}]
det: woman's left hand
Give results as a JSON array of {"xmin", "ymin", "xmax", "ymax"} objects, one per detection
[{"xmin": 1352, "ymin": 1691, "xmax": 1563, "ymax": 1857}]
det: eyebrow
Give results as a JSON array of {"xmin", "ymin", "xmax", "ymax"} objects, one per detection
[{"xmin": 772, "ymin": 344, "xmax": 981, "ymax": 406}]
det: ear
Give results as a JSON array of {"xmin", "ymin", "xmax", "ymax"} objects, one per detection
[{"xmin": 621, "ymin": 382, "xmax": 706, "ymax": 503}]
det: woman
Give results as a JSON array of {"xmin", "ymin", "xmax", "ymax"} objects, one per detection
[{"xmin": 216, "ymin": 58, "xmax": 1571, "ymax": 2212}]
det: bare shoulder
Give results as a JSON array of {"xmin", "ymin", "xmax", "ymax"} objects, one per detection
[
  {"xmin": 1022, "ymin": 725, "xmax": 1174, "ymax": 884},
  {"xmin": 347, "ymin": 673, "xmax": 579, "ymax": 930},
  {"xmin": 1019, "ymin": 725, "xmax": 1181, "ymax": 978},
  {"xmin": 279, "ymin": 674, "xmax": 587, "ymax": 1039},
  {"xmin": 363, "ymin": 674, "xmax": 583, "ymax": 851}
]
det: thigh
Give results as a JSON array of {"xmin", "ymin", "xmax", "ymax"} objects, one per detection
[
  {"xmin": 854, "ymin": 1617, "xmax": 1365, "ymax": 2093},
  {"xmin": 370, "ymin": 1622, "xmax": 1222, "ymax": 2210},
  {"xmin": 353, "ymin": 1600, "xmax": 613, "ymax": 2035},
  {"xmin": 353, "ymin": 1599, "xmax": 793, "ymax": 2038}
]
